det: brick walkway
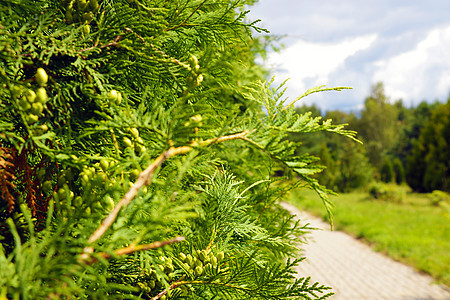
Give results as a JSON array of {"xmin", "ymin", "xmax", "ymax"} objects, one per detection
[{"xmin": 281, "ymin": 202, "xmax": 450, "ymax": 300}]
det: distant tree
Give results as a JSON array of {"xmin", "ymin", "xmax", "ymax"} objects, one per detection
[
  {"xmin": 406, "ymin": 100, "xmax": 450, "ymax": 192},
  {"xmin": 391, "ymin": 101, "xmax": 440, "ymax": 166},
  {"xmin": 380, "ymin": 157, "xmax": 394, "ymax": 183},
  {"xmin": 322, "ymin": 111, "xmax": 372, "ymax": 192},
  {"xmin": 295, "ymin": 104, "xmax": 322, "ymax": 117},
  {"xmin": 333, "ymin": 142, "xmax": 373, "ymax": 192},
  {"xmin": 318, "ymin": 144, "xmax": 338, "ymax": 190},
  {"xmin": 394, "ymin": 99, "xmax": 408, "ymax": 122},
  {"xmin": 356, "ymin": 83, "xmax": 400, "ymax": 171},
  {"xmin": 392, "ymin": 158, "xmax": 405, "ymax": 184}
]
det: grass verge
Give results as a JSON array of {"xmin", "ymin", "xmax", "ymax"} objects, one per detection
[{"xmin": 289, "ymin": 188, "xmax": 450, "ymax": 287}]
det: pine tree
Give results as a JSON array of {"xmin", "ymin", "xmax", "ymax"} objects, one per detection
[{"xmin": 0, "ymin": 1, "xmax": 356, "ymax": 298}]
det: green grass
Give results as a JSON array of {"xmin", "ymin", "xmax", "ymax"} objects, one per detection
[{"xmin": 289, "ymin": 188, "xmax": 450, "ymax": 286}]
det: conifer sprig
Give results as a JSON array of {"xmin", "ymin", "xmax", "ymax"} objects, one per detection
[{"xmin": 83, "ymin": 130, "xmax": 251, "ymax": 260}]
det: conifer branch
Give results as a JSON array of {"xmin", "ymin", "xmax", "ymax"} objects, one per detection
[
  {"xmin": 109, "ymin": 129, "xmax": 120, "ymax": 154},
  {"xmin": 111, "ymin": 236, "xmax": 185, "ymax": 256},
  {"xmin": 281, "ymin": 86, "xmax": 353, "ymax": 112},
  {"xmin": 206, "ymin": 227, "xmax": 217, "ymax": 251},
  {"xmin": 86, "ymin": 130, "xmax": 251, "ymax": 247},
  {"xmin": 86, "ymin": 147, "xmax": 188, "ymax": 245},
  {"xmin": 150, "ymin": 280, "xmax": 245, "ymax": 300},
  {"xmin": 100, "ymin": 34, "xmax": 124, "ymax": 49},
  {"xmin": 80, "ymin": 26, "xmax": 146, "ymax": 54},
  {"xmin": 80, "ymin": 34, "xmax": 124, "ymax": 53},
  {"xmin": 192, "ymin": 130, "xmax": 251, "ymax": 147},
  {"xmin": 124, "ymin": 27, "xmax": 146, "ymax": 43}
]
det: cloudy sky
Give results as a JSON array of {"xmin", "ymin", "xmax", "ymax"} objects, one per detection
[{"xmin": 248, "ymin": 1, "xmax": 450, "ymax": 112}]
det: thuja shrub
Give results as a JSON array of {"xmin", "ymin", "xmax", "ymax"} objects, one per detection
[{"xmin": 0, "ymin": 0, "xmax": 356, "ymax": 298}]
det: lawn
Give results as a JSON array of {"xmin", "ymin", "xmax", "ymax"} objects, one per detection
[{"xmin": 289, "ymin": 188, "xmax": 450, "ymax": 286}]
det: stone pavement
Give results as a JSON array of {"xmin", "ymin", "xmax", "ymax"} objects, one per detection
[{"xmin": 281, "ymin": 202, "xmax": 450, "ymax": 300}]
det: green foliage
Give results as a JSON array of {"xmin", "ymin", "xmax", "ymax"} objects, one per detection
[
  {"xmin": 241, "ymin": 80, "xmax": 357, "ymax": 221},
  {"xmin": 290, "ymin": 107, "xmax": 372, "ymax": 193},
  {"xmin": 0, "ymin": 0, "xmax": 356, "ymax": 298}
]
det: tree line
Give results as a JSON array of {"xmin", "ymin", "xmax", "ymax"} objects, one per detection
[{"xmin": 293, "ymin": 82, "xmax": 450, "ymax": 193}]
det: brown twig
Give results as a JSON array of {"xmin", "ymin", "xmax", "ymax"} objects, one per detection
[
  {"xmin": 150, "ymin": 280, "xmax": 187, "ymax": 300},
  {"xmin": 125, "ymin": 27, "xmax": 146, "ymax": 44},
  {"xmin": 80, "ymin": 27, "xmax": 145, "ymax": 54},
  {"xmin": 164, "ymin": 0, "xmax": 209, "ymax": 32},
  {"xmin": 192, "ymin": 130, "xmax": 250, "ymax": 147},
  {"xmin": 111, "ymin": 236, "xmax": 185, "ymax": 256},
  {"xmin": 0, "ymin": 147, "xmax": 16, "ymax": 213},
  {"xmin": 79, "ymin": 236, "xmax": 185, "ymax": 265},
  {"xmin": 100, "ymin": 34, "xmax": 123, "ymax": 49},
  {"xmin": 79, "ymin": 34, "xmax": 123, "ymax": 53},
  {"xmin": 79, "ymin": 40, "xmax": 99, "ymax": 53}
]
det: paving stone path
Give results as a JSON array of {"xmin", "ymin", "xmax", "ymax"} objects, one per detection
[{"xmin": 281, "ymin": 202, "xmax": 450, "ymax": 300}]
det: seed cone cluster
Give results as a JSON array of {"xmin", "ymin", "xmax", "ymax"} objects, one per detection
[
  {"xmin": 136, "ymin": 250, "xmax": 226, "ymax": 298},
  {"xmin": 13, "ymin": 68, "xmax": 49, "ymax": 127},
  {"xmin": 186, "ymin": 55, "xmax": 203, "ymax": 88},
  {"xmin": 179, "ymin": 249, "xmax": 225, "ymax": 277},
  {"xmin": 137, "ymin": 256, "xmax": 176, "ymax": 297},
  {"xmin": 62, "ymin": 0, "xmax": 99, "ymax": 26},
  {"xmin": 122, "ymin": 127, "xmax": 146, "ymax": 155}
]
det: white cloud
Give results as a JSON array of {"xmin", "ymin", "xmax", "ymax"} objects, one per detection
[
  {"xmin": 267, "ymin": 34, "xmax": 377, "ymax": 97},
  {"xmin": 373, "ymin": 25, "xmax": 450, "ymax": 103},
  {"xmin": 252, "ymin": 1, "xmax": 450, "ymax": 111}
]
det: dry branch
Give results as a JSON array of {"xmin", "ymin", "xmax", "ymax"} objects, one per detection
[{"xmin": 79, "ymin": 236, "xmax": 185, "ymax": 265}]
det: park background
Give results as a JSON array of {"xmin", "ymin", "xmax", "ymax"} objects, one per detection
[{"xmin": 249, "ymin": 0, "xmax": 450, "ymax": 286}]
